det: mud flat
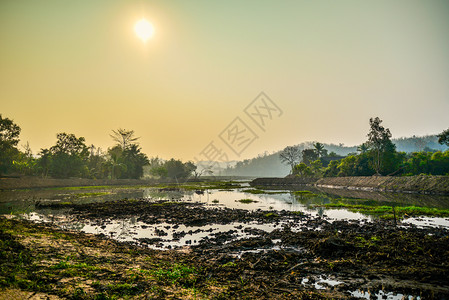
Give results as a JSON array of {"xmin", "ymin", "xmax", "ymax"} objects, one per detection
[{"xmin": 2, "ymin": 199, "xmax": 448, "ymax": 299}]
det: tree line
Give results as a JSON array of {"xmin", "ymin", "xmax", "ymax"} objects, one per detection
[
  {"xmin": 0, "ymin": 114, "xmax": 196, "ymax": 180},
  {"xmin": 280, "ymin": 117, "xmax": 449, "ymax": 178}
]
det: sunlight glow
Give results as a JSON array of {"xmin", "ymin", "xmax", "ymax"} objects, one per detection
[{"xmin": 134, "ymin": 18, "xmax": 154, "ymax": 43}]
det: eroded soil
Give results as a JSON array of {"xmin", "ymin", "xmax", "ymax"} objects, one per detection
[{"xmin": 2, "ymin": 199, "xmax": 449, "ymax": 299}]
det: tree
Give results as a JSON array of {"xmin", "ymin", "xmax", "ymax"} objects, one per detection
[
  {"xmin": 438, "ymin": 128, "xmax": 449, "ymax": 147},
  {"xmin": 302, "ymin": 149, "xmax": 319, "ymax": 166},
  {"xmin": 313, "ymin": 142, "xmax": 327, "ymax": 158},
  {"xmin": 47, "ymin": 133, "xmax": 90, "ymax": 178},
  {"xmin": 37, "ymin": 149, "xmax": 51, "ymax": 177},
  {"xmin": 357, "ymin": 143, "xmax": 369, "ymax": 154},
  {"xmin": 87, "ymin": 145, "xmax": 108, "ymax": 179},
  {"xmin": 13, "ymin": 142, "xmax": 36, "ymax": 175},
  {"xmin": 279, "ymin": 146, "xmax": 301, "ymax": 173},
  {"xmin": 0, "ymin": 114, "xmax": 21, "ymax": 175},
  {"xmin": 337, "ymin": 155, "xmax": 357, "ymax": 176},
  {"xmin": 292, "ymin": 163, "xmax": 311, "ymax": 177},
  {"xmin": 110, "ymin": 129, "xmax": 139, "ymax": 150},
  {"xmin": 366, "ymin": 117, "xmax": 396, "ymax": 175},
  {"xmin": 107, "ymin": 129, "xmax": 148, "ymax": 179},
  {"xmin": 323, "ymin": 160, "xmax": 339, "ymax": 177},
  {"xmin": 107, "ymin": 145, "xmax": 126, "ymax": 179},
  {"xmin": 310, "ymin": 159, "xmax": 323, "ymax": 177},
  {"xmin": 121, "ymin": 144, "xmax": 149, "ymax": 179},
  {"xmin": 163, "ymin": 159, "xmax": 195, "ymax": 180}
]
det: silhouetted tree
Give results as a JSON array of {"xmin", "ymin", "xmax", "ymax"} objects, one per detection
[
  {"xmin": 110, "ymin": 128, "xmax": 139, "ymax": 150},
  {"xmin": 121, "ymin": 144, "xmax": 149, "ymax": 179},
  {"xmin": 279, "ymin": 146, "xmax": 301, "ymax": 173},
  {"xmin": 47, "ymin": 133, "xmax": 90, "ymax": 178},
  {"xmin": 0, "ymin": 114, "xmax": 21, "ymax": 175},
  {"xmin": 37, "ymin": 149, "xmax": 51, "ymax": 177}
]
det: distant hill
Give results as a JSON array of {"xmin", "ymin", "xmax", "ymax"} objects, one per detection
[
  {"xmin": 220, "ymin": 142, "xmax": 356, "ymax": 177},
  {"xmin": 393, "ymin": 135, "xmax": 447, "ymax": 152},
  {"xmin": 217, "ymin": 135, "xmax": 448, "ymax": 178}
]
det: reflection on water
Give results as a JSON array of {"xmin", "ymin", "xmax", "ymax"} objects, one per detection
[
  {"xmin": 1, "ymin": 185, "xmax": 449, "ymax": 231},
  {"xmin": 80, "ymin": 219, "xmax": 282, "ymax": 249}
]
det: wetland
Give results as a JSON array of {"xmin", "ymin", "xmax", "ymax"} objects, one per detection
[{"xmin": 1, "ymin": 181, "xmax": 449, "ymax": 299}]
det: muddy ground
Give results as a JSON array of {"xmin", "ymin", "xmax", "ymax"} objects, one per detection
[{"xmin": 1, "ymin": 199, "xmax": 449, "ymax": 299}]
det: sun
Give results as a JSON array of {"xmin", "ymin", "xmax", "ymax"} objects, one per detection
[{"xmin": 134, "ymin": 18, "xmax": 154, "ymax": 43}]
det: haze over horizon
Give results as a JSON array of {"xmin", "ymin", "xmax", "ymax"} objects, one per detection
[{"xmin": 2, "ymin": 0, "xmax": 449, "ymax": 161}]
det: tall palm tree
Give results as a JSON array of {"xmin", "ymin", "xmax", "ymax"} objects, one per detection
[
  {"xmin": 357, "ymin": 143, "xmax": 369, "ymax": 154},
  {"xmin": 110, "ymin": 129, "xmax": 139, "ymax": 150},
  {"xmin": 313, "ymin": 142, "xmax": 326, "ymax": 157}
]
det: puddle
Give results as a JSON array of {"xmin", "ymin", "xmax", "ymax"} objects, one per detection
[
  {"xmin": 350, "ymin": 289, "xmax": 421, "ymax": 299},
  {"xmin": 81, "ymin": 219, "xmax": 279, "ymax": 249},
  {"xmin": 402, "ymin": 217, "xmax": 449, "ymax": 229},
  {"xmin": 301, "ymin": 275, "xmax": 343, "ymax": 290}
]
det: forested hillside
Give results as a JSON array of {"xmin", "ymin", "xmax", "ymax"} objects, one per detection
[
  {"xmin": 222, "ymin": 135, "xmax": 448, "ymax": 177},
  {"xmin": 221, "ymin": 142, "xmax": 356, "ymax": 177}
]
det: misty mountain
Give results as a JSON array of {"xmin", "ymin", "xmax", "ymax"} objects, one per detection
[
  {"xmin": 220, "ymin": 142, "xmax": 356, "ymax": 177},
  {"xmin": 393, "ymin": 135, "xmax": 447, "ymax": 152}
]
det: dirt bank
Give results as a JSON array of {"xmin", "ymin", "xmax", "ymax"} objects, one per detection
[
  {"xmin": 315, "ymin": 175, "xmax": 449, "ymax": 195},
  {"xmin": 251, "ymin": 175, "xmax": 449, "ymax": 195},
  {"xmin": 0, "ymin": 176, "xmax": 152, "ymax": 190}
]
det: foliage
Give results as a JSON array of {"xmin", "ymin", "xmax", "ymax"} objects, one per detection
[
  {"xmin": 86, "ymin": 145, "xmax": 108, "ymax": 179},
  {"xmin": 357, "ymin": 143, "xmax": 369, "ymax": 154},
  {"xmin": 164, "ymin": 159, "xmax": 196, "ymax": 180},
  {"xmin": 323, "ymin": 160, "xmax": 339, "ymax": 177},
  {"xmin": 12, "ymin": 143, "xmax": 37, "ymax": 176},
  {"xmin": 438, "ymin": 128, "xmax": 449, "ymax": 147},
  {"xmin": 146, "ymin": 158, "xmax": 197, "ymax": 180},
  {"xmin": 403, "ymin": 150, "xmax": 449, "ymax": 175},
  {"xmin": 366, "ymin": 117, "xmax": 397, "ymax": 175},
  {"xmin": 292, "ymin": 163, "xmax": 311, "ymax": 177},
  {"xmin": 301, "ymin": 149, "xmax": 319, "ymax": 166},
  {"xmin": 0, "ymin": 114, "xmax": 20, "ymax": 148},
  {"xmin": 313, "ymin": 142, "xmax": 327, "ymax": 157},
  {"xmin": 0, "ymin": 114, "xmax": 21, "ymax": 175},
  {"xmin": 110, "ymin": 128, "xmax": 139, "ymax": 150},
  {"xmin": 106, "ymin": 144, "xmax": 149, "ymax": 179},
  {"xmin": 121, "ymin": 144, "xmax": 149, "ymax": 179},
  {"xmin": 39, "ymin": 133, "xmax": 90, "ymax": 178}
]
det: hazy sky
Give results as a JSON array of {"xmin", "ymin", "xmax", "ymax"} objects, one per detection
[{"xmin": 1, "ymin": 0, "xmax": 449, "ymax": 161}]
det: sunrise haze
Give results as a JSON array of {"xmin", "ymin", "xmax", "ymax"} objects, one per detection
[{"xmin": 1, "ymin": 0, "xmax": 449, "ymax": 161}]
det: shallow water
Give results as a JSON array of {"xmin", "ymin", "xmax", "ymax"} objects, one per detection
[
  {"xmin": 2, "ymin": 185, "xmax": 446, "ymax": 298},
  {"xmin": 3, "ymin": 185, "xmax": 447, "ymax": 253},
  {"xmin": 2, "ymin": 185, "xmax": 449, "ymax": 230}
]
